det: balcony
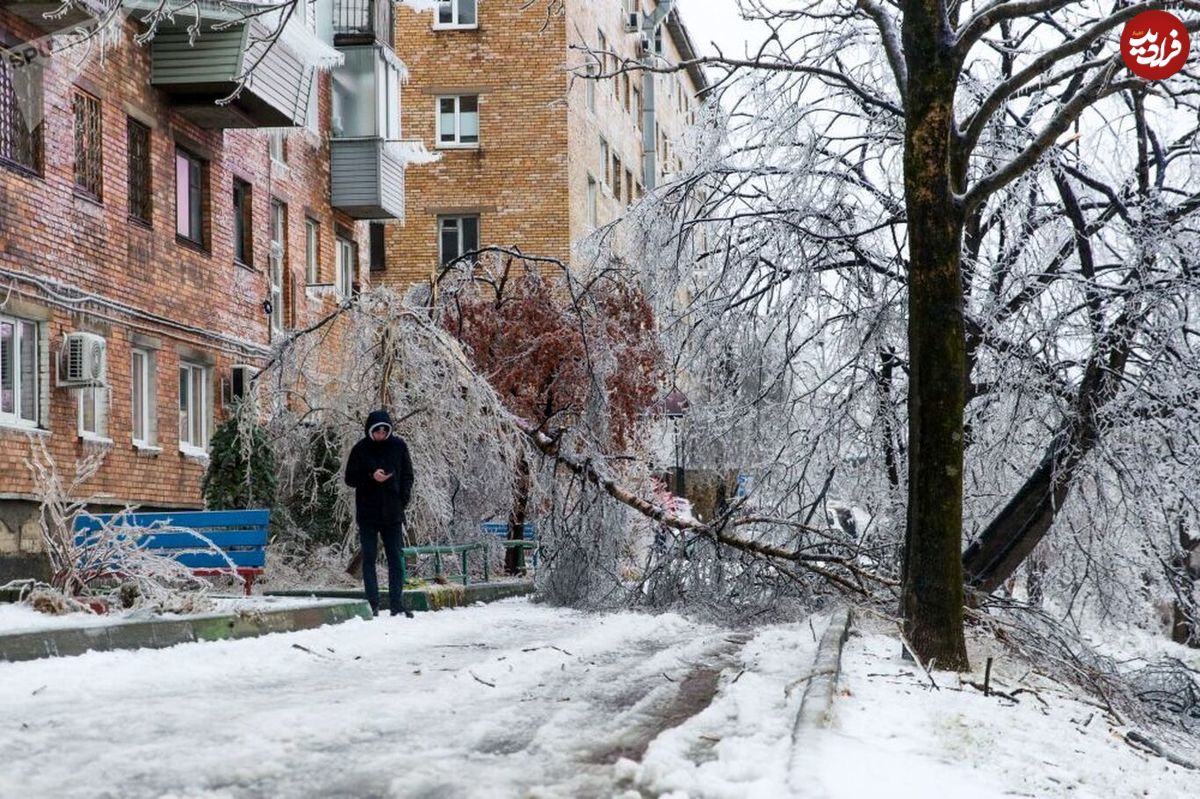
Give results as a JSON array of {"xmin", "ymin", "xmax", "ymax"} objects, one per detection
[
  {"xmin": 149, "ymin": 18, "xmax": 313, "ymax": 128},
  {"xmin": 0, "ymin": 0, "xmax": 106, "ymax": 33},
  {"xmin": 330, "ymin": 137, "xmax": 405, "ymax": 220},
  {"xmin": 333, "ymin": 0, "xmax": 393, "ymax": 49}
]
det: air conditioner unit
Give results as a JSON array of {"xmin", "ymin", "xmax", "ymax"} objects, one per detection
[
  {"xmin": 60, "ymin": 332, "xmax": 107, "ymax": 386},
  {"xmin": 624, "ymin": 11, "xmax": 639, "ymax": 32},
  {"xmin": 637, "ymin": 34, "xmax": 652, "ymax": 57}
]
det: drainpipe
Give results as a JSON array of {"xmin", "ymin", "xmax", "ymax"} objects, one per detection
[{"xmin": 640, "ymin": 0, "xmax": 673, "ymax": 191}]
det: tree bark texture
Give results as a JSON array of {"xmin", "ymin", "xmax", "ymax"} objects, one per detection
[{"xmin": 898, "ymin": 0, "xmax": 971, "ymax": 671}]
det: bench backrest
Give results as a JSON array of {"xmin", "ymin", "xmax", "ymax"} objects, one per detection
[
  {"xmin": 73, "ymin": 509, "xmax": 270, "ymax": 569},
  {"xmin": 481, "ymin": 521, "xmax": 537, "ymax": 540}
]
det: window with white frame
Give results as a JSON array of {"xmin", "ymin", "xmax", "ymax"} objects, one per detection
[
  {"xmin": 435, "ymin": 0, "xmax": 476, "ymax": 27},
  {"xmin": 305, "ymin": 218, "xmax": 320, "ymax": 284},
  {"xmin": 178, "ymin": 362, "xmax": 209, "ymax": 453},
  {"xmin": 437, "ymin": 96, "xmax": 479, "ymax": 147},
  {"xmin": 269, "ymin": 131, "xmax": 286, "ymax": 165},
  {"xmin": 336, "ymin": 234, "xmax": 356, "ymax": 298},
  {"xmin": 438, "ymin": 215, "xmax": 479, "ymax": 266},
  {"xmin": 131, "ymin": 348, "xmax": 155, "ymax": 447},
  {"xmin": 270, "ymin": 199, "xmax": 286, "ymax": 335},
  {"xmin": 599, "ymin": 137, "xmax": 610, "ymax": 187},
  {"xmin": 587, "ymin": 176, "xmax": 598, "ymax": 228},
  {"xmin": 0, "ymin": 316, "xmax": 40, "ymax": 428},
  {"xmin": 77, "ymin": 384, "xmax": 108, "ymax": 440},
  {"xmin": 586, "ymin": 62, "xmax": 597, "ymax": 112}
]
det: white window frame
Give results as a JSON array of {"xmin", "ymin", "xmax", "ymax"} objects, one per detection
[
  {"xmin": 178, "ymin": 362, "xmax": 210, "ymax": 456},
  {"xmin": 336, "ymin": 235, "xmax": 356, "ymax": 299},
  {"xmin": 587, "ymin": 175, "xmax": 598, "ymax": 228},
  {"xmin": 436, "ymin": 95, "xmax": 480, "ymax": 148},
  {"xmin": 77, "ymin": 384, "xmax": 109, "ymax": 442},
  {"xmin": 0, "ymin": 316, "xmax": 41, "ymax": 429},
  {"xmin": 438, "ymin": 215, "xmax": 480, "ymax": 266},
  {"xmin": 270, "ymin": 199, "xmax": 286, "ymax": 336},
  {"xmin": 131, "ymin": 348, "xmax": 157, "ymax": 449},
  {"xmin": 305, "ymin": 218, "xmax": 320, "ymax": 284},
  {"xmin": 269, "ymin": 131, "xmax": 286, "ymax": 165},
  {"xmin": 585, "ymin": 62, "xmax": 597, "ymax": 112},
  {"xmin": 599, "ymin": 137, "xmax": 610, "ymax": 189},
  {"xmin": 434, "ymin": 0, "xmax": 477, "ymax": 29}
]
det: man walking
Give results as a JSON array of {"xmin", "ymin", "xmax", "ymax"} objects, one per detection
[{"xmin": 345, "ymin": 409, "xmax": 415, "ymax": 617}]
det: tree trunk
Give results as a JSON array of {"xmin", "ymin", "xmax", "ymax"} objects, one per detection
[
  {"xmin": 1170, "ymin": 522, "xmax": 1199, "ymax": 648},
  {"xmin": 505, "ymin": 455, "xmax": 531, "ymax": 576},
  {"xmin": 898, "ymin": 0, "xmax": 970, "ymax": 671}
]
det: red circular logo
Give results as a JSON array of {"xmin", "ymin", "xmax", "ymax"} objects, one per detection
[{"xmin": 1121, "ymin": 11, "xmax": 1190, "ymax": 80}]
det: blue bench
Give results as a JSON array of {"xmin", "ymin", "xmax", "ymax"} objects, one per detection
[
  {"xmin": 481, "ymin": 521, "xmax": 539, "ymax": 569},
  {"xmin": 73, "ymin": 509, "xmax": 270, "ymax": 595}
]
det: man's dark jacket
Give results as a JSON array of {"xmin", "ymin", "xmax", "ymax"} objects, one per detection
[{"xmin": 344, "ymin": 410, "xmax": 414, "ymax": 527}]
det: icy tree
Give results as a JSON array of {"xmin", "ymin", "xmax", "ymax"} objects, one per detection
[
  {"xmin": 438, "ymin": 254, "xmax": 664, "ymax": 573},
  {"xmin": 579, "ymin": 0, "xmax": 1200, "ymax": 664}
]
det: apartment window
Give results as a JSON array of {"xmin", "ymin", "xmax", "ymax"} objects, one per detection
[
  {"xmin": 178, "ymin": 362, "xmax": 210, "ymax": 453},
  {"xmin": 230, "ymin": 365, "xmax": 255, "ymax": 402},
  {"xmin": 632, "ymin": 85, "xmax": 641, "ymax": 129},
  {"xmin": 369, "ymin": 223, "xmax": 386, "ymax": 273},
  {"xmin": 336, "ymin": 234, "xmax": 357, "ymax": 298},
  {"xmin": 635, "ymin": 181, "xmax": 644, "ymax": 200},
  {"xmin": 73, "ymin": 89, "xmax": 102, "ymax": 201},
  {"xmin": 587, "ymin": 176, "xmax": 598, "ymax": 228},
  {"xmin": 623, "ymin": 74, "xmax": 631, "ymax": 111},
  {"xmin": 305, "ymin": 218, "xmax": 320, "ymax": 283},
  {"xmin": 175, "ymin": 148, "xmax": 205, "ymax": 245},
  {"xmin": 585, "ymin": 63, "xmax": 597, "ymax": 112},
  {"xmin": 131, "ymin": 348, "xmax": 156, "ymax": 447},
  {"xmin": 437, "ymin": 95, "xmax": 479, "ymax": 146},
  {"xmin": 435, "ymin": 0, "xmax": 476, "ymax": 27},
  {"xmin": 269, "ymin": 131, "xmax": 286, "ymax": 164},
  {"xmin": 0, "ymin": 57, "xmax": 43, "ymax": 173},
  {"xmin": 613, "ymin": 154, "xmax": 622, "ymax": 201},
  {"xmin": 77, "ymin": 385, "xmax": 108, "ymax": 440},
  {"xmin": 625, "ymin": 168, "xmax": 634, "ymax": 205},
  {"xmin": 598, "ymin": 30, "xmax": 608, "ymax": 73},
  {"xmin": 0, "ymin": 316, "xmax": 40, "ymax": 427},
  {"xmin": 599, "ymin": 137, "xmax": 609, "ymax": 186},
  {"xmin": 126, "ymin": 119, "xmax": 151, "ymax": 223},
  {"xmin": 438, "ymin": 215, "xmax": 479, "ymax": 266},
  {"xmin": 233, "ymin": 179, "xmax": 252, "ymax": 266},
  {"xmin": 269, "ymin": 199, "xmax": 286, "ymax": 335}
]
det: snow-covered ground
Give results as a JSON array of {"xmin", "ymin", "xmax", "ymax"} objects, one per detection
[{"xmin": 1, "ymin": 599, "xmax": 1195, "ymax": 798}]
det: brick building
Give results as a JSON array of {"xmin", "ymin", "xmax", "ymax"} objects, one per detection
[
  {"xmin": 384, "ymin": 0, "xmax": 708, "ymax": 287},
  {"xmin": 0, "ymin": 0, "xmax": 413, "ymax": 579}
]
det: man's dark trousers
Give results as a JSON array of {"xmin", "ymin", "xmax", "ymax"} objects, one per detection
[{"xmin": 360, "ymin": 522, "xmax": 405, "ymax": 614}]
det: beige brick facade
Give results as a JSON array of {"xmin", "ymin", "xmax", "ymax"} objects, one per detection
[{"xmin": 384, "ymin": 0, "xmax": 706, "ymax": 287}]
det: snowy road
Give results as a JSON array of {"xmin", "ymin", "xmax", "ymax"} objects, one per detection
[{"xmin": 0, "ymin": 599, "xmax": 806, "ymax": 799}]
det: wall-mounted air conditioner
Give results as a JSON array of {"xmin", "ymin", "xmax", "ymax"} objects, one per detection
[
  {"xmin": 637, "ymin": 34, "xmax": 652, "ymax": 57},
  {"xmin": 59, "ymin": 332, "xmax": 107, "ymax": 387},
  {"xmin": 624, "ymin": 12, "xmax": 639, "ymax": 32}
]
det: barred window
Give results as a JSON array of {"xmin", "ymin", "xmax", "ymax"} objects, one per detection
[
  {"xmin": 0, "ymin": 59, "xmax": 43, "ymax": 173},
  {"xmin": 127, "ymin": 118, "xmax": 151, "ymax": 223},
  {"xmin": 73, "ymin": 90, "xmax": 103, "ymax": 200}
]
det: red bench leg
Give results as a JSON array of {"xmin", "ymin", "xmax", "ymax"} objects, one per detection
[{"xmin": 241, "ymin": 571, "xmax": 255, "ymax": 596}]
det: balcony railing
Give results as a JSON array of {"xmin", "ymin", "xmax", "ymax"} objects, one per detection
[{"xmin": 333, "ymin": 0, "xmax": 393, "ymax": 49}]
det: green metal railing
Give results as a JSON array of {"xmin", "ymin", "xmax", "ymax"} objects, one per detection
[{"xmin": 397, "ymin": 539, "xmax": 539, "ymax": 587}]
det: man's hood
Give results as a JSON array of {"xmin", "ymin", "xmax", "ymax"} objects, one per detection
[{"xmin": 364, "ymin": 409, "xmax": 394, "ymax": 437}]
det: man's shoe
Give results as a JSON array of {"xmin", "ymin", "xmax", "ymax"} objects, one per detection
[{"xmin": 390, "ymin": 608, "xmax": 415, "ymax": 619}]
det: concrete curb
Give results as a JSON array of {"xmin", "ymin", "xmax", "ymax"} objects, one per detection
[
  {"xmin": 264, "ymin": 579, "xmax": 536, "ymax": 611},
  {"xmin": 787, "ymin": 606, "xmax": 853, "ymax": 790},
  {"xmin": 0, "ymin": 599, "xmax": 371, "ymax": 663}
]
